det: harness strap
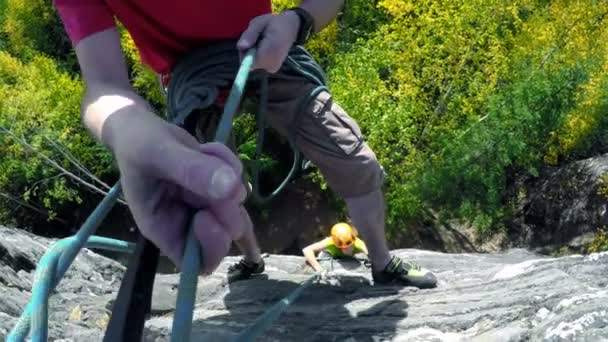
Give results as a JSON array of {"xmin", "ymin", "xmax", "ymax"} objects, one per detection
[{"xmin": 102, "ymin": 235, "xmax": 159, "ymax": 342}]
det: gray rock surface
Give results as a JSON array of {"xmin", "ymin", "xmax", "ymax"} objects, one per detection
[
  {"xmin": 0, "ymin": 226, "xmax": 126, "ymax": 341},
  {"xmin": 511, "ymin": 152, "xmax": 608, "ymax": 253},
  {"xmin": 1, "ymin": 225, "xmax": 608, "ymax": 341}
]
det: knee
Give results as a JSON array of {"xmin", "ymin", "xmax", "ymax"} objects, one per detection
[
  {"xmin": 347, "ymin": 146, "xmax": 387, "ymax": 197},
  {"xmin": 320, "ymin": 143, "xmax": 387, "ymax": 198}
]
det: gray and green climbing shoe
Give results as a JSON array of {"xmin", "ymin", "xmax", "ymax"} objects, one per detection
[
  {"xmin": 372, "ymin": 256, "xmax": 437, "ymax": 289},
  {"xmin": 227, "ymin": 257, "xmax": 265, "ymax": 282}
]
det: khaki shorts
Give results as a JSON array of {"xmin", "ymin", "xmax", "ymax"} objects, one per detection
[{"xmin": 256, "ymin": 75, "xmax": 385, "ymax": 198}]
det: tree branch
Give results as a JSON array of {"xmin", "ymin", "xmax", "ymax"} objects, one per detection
[
  {"xmin": 0, "ymin": 126, "xmax": 127, "ymax": 206},
  {"xmin": 0, "ymin": 191, "xmax": 68, "ymax": 225},
  {"xmin": 42, "ymin": 134, "xmax": 112, "ymax": 191}
]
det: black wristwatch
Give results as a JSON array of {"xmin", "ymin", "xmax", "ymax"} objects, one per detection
[{"xmin": 286, "ymin": 7, "xmax": 315, "ymax": 45}]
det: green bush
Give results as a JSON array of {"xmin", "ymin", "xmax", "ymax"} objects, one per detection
[
  {"xmin": 419, "ymin": 64, "xmax": 587, "ymax": 232},
  {"xmin": 589, "ymin": 226, "xmax": 608, "ymax": 253},
  {"xmin": 1, "ymin": 0, "xmax": 77, "ymax": 71},
  {"xmin": 0, "ymin": 51, "xmax": 116, "ymax": 228},
  {"xmin": 325, "ymin": 0, "xmax": 608, "ymax": 232},
  {"xmin": 2, "ymin": 0, "xmax": 608, "ymax": 240}
]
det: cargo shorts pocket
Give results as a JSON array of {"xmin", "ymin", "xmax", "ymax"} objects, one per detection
[{"xmin": 301, "ymin": 91, "xmax": 364, "ymax": 157}]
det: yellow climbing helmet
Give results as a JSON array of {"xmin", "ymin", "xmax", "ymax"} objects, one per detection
[{"xmin": 331, "ymin": 222, "xmax": 357, "ymax": 249}]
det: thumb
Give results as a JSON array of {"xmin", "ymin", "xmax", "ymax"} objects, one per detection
[
  {"xmin": 237, "ymin": 15, "xmax": 269, "ymax": 52},
  {"xmin": 157, "ymin": 142, "xmax": 242, "ymax": 202}
]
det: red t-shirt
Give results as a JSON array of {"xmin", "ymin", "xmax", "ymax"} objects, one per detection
[{"xmin": 53, "ymin": 0, "xmax": 272, "ymax": 75}]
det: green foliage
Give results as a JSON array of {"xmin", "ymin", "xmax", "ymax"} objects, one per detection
[
  {"xmin": 1, "ymin": 0, "xmax": 607, "ymax": 238},
  {"xmin": 0, "ymin": 51, "xmax": 115, "ymax": 227},
  {"xmin": 1, "ymin": 0, "xmax": 77, "ymax": 71},
  {"xmin": 328, "ymin": 0, "xmax": 527, "ymax": 227},
  {"xmin": 272, "ymin": 0, "xmax": 389, "ymax": 67},
  {"xmin": 326, "ymin": 0, "xmax": 608, "ymax": 231},
  {"xmin": 598, "ymin": 174, "xmax": 608, "ymax": 202},
  {"xmin": 589, "ymin": 226, "xmax": 608, "ymax": 253},
  {"xmin": 419, "ymin": 64, "xmax": 586, "ymax": 231}
]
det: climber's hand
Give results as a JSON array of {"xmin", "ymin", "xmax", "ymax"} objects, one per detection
[
  {"xmin": 318, "ymin": 269, "xmax": 332, "ymax": 282},
  {"xmin": 107, "ymin": 109, "xmax": 248, "ymax": 274},
  {"xmin": 236, "ymin": 11, "xmax": 300, "ymax": 73},
  {"xmin": 75, "ymin": 28, "xmax": 250, "ymax": 276}
]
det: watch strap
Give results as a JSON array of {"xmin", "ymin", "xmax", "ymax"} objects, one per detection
[{"xmin": 286, "ymin": 7, "xmax": 315, "ymax": 45}]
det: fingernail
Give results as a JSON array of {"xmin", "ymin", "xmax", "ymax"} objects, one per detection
[
  {"xmin": 238, "ymin": 184, "xmax": 248, "ymax": 203},
  {"xmin": 237, "ymin": 39, "xmax": 248, "ymax": 49},
  {"xmin": 209, "ymin": 166, "xmax": 237, "ymax": 199}
]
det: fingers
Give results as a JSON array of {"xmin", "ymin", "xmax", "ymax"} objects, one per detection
[
  {"xmin": 237, "ymin": 14, "xmax": 271, "ymax": 53},
  {"xmin": 135, "ymin": 197, "xmax": 189, "ymax": 267},
  {"xmin": 178, "ymin": 191, "xmax": 249, "ymax": 242},
  {"xmin": 169, "ymin": 125, "xmax": 243, "ymax": 175},
  {"xmin": 174, "ymin": 204, "xmax": 253, "ymax": 273},
  {"xmin": 210, "ymin": 202, "xmax": 250, "ymax": 241},
  {"xmin": 154, "ymin": 208, "xmax": 233, "ymax": 274},
  {"xmin": 157, "ymin": 143, "xmax": 243, "ymax": 202},
  {"xmin": 175, "ymin": 143, "xmax": 247, "ymax": 207},
  {"xmin": 237, "ymin": 14, "xmax": 291, "ymax": 73},
  {"xmin": 252, "ymin": 33, "xmax": 288, "ymax": 73},
  {"xmin": 136, "ymin": 198, "xmax": 243, "ymax": 273},
  {"xmin": 198, "ymin": 142, "xmax": 243, "ymax": 177},
  {"xmin": 192, "ymin": 210, "xmax": 233, "ymax": 274}
]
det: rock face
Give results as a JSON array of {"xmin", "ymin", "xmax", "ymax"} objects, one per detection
[
  {"xmin": 0, "ymin": 226, "xmax": 126, "ymax": 340},
  {"xmin": 511, "ymin": 153, "xmax": 608, "ymax": 253},
  {"xmin": 1, "ymin": 225, "xmax": 608, "ymax": 341}
]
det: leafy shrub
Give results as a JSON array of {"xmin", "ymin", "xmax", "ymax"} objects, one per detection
[
  {"xmin": 598, "ymin": 174, "xmax": 608, "ymax": 202},
  {"xmin": 0, "ymin": 51, "xmax": 116, "ymax": 229},
  {"xmin": 2, "ymin": 0, "xmax": 608, "ymax": 239},
  {"xmin": 1, "ymin": 0, "xmax": 77, "ymax": 71},
  {"xmin": 589, "ymin": 226, "xmax": 608, "ymax": 253},
  {"xmin": 326, "ymin": 0, "xmax": 608, "ymax": 232}
]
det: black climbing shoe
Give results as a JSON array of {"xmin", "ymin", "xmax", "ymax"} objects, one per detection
[
  {"xmin": 227, "ymin": 257, "xmax": 265, "ymax": 282},
  {"xmin": 372, "ymin": 256, "xmax": 437, "ymax": 289}
]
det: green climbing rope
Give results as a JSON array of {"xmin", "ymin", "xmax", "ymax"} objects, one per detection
[
  {"xmin": 232, "ymin": 272, "xmax": 321, "ymax": 342},
  {"xmin": 7, "ymin": 183, "xmax": 127, "ymax": 342}
]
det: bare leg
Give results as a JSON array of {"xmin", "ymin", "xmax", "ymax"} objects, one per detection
[
  {"xmin": 233, "ymin": 205, "xmax": 262, "ymax": 263},
  {"xmin": 344, "ymin": 189, "xmax": 391, "ymax": 270}
]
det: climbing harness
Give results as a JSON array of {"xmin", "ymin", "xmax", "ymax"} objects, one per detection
[{"xmin": 8, "ymin": 41, "xmax": 330, "ymax": 341}]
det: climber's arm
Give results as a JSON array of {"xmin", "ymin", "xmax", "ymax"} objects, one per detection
[
  {"xmin": 53, "ymin": 0, "xmax": 153, "ymax": 150},
  {"xmin": 355, "ymin": 238, "xmax": 369, "ymax": 256},
  {"xmin": 302, "ymin": 239, "xmax": 329, "ymax": 272},
  {"xmin": 296, "ymin": 0, "xmax": 344, "ymax": 33},
  {"xmin": 75, "ymin": 29, "xmax": 154, "ymax": 149}
]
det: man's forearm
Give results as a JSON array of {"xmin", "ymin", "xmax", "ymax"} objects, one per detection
[
  {"xmin": 81, "ymin": 82, "xmax": 153, "ymax": 150},
  {"xmin": 298, "ymin": 0, "xmax": 344, "ymax": 33},
  {"xmin": 303, "ymin": 248, "xmax": 323, "ymax": 272}
]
